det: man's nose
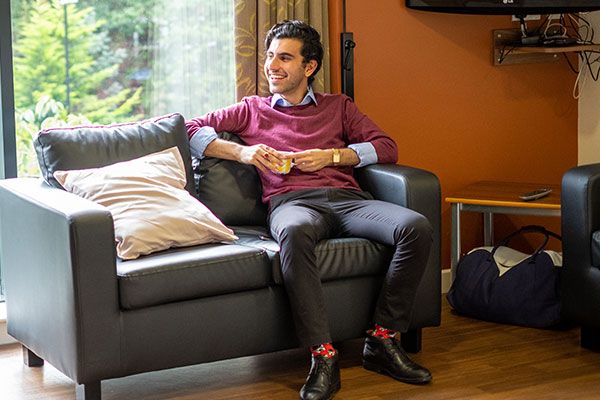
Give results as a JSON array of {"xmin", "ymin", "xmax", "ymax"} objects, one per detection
[{"xmin": 267, "ymin": 58, "xmax": 280, "ymax": 70}]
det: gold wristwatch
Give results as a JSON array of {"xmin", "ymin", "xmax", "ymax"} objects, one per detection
[{"xmin": 332, "ymin": 148, "xmax": 341, "ymax": 165}]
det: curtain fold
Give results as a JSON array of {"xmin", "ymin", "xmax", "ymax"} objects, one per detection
[{"xmin": 234, "ymin": 0, "xmax": 330, "ymax": 100}]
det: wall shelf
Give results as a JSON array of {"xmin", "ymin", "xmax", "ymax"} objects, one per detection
[{"xmin": 493, "ymin": 29, "xmax": 600, "ymax": 66}]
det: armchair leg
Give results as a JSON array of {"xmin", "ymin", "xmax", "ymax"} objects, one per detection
[
  {"xmin": 76, "ymin": 381, "xmax": 102, "ymax": 400},
  {"xmin": 581, "ymin": 326, "xmax": 600, "ymax": 351},
  {"xmin": 401, "ymin": 328, "xmax": 422, "ymax": 353},
  {"xmin": 22, "ymin": 345, "xmax": 44, "ymax": 367}
]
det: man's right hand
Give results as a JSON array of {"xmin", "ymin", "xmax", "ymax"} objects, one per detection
[
  {"xmin": 205, "ymin": 139, "xmax": 287, "ymax": 174},
  {"xmin": 239, "ymin": 144, "xmax": 287, "ymax": 173}
]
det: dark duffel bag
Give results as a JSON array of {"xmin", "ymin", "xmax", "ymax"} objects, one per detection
[{"xmin": 447, "ymin": 225, "xmax": 562, "ymax": 328}]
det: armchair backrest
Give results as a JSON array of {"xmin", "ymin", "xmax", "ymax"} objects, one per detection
[
  {"xmin": 34, "ymin": 113, "xmax": 196, "ymax": 197},
  {"xmin": 194, "ymin": 132, "xmax": 268, "ymax": 227}
]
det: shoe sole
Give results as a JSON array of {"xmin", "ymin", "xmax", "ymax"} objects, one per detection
[{"xmin": 363, "ymin": 360, "xmax": 431, "ymax": 385}]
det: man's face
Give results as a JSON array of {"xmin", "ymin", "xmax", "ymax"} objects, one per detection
[{"xmin": 264, "ymin": 38, "xmax": 316, "ymax": 103}]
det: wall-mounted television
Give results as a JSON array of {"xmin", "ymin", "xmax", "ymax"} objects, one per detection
[{"xmin": 406, "ymin": 1, "xmax": 600, "ymax": 15}]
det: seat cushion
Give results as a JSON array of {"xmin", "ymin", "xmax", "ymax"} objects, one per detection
[
  {"xmin": 117, "ymin": 243, "xmax": 271, "ymax": 310},
  {"xmin": 117, "ymin": 225, "xmax": 393, "ymax": 310},
  {"xmin": 234, "ymin": 226, "xmax": 394, "ymax": 285}
]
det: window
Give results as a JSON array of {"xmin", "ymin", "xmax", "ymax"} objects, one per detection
[
  {"xmin": 1, "ymin": 0, "xmax": 235, "ymax": 302},
  {"xmin": 11, "ymin": 0, "xmax": 235, "ymax": 177}
]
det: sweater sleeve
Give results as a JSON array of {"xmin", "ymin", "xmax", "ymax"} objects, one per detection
[
  {"xmin": 185, "ymin": 99, "xmax": 251, "ymax": 139},
  {"xmin": 342, "ymin": 96, "xmax": 398, "ymax": 164}
]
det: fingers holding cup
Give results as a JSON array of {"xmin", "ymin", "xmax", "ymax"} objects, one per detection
[
  {"xmin": 272, "ymin": 152, "xmax": 295, "ymax": 174},
  {"xmin": 275, "ymin": 158, "xmax": 292, "ymax": 174}
]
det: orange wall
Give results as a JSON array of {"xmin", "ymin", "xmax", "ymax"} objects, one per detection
[{"xmin": 331, "ymin": 0, "xmax": 575, "ymax": 265}]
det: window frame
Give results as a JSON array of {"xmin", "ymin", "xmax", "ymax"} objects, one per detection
[
  {"xmin": 0, "ymin": 0, "xmax": 17, "ymax": 180},
  {"xmin": 0, "ymin": 0, "xmax": 17, "ymax": 303}
]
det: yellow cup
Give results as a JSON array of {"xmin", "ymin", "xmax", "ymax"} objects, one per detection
[{"xmin": 275, "ymin": 158, "xmax": 293, "ymax": 174}]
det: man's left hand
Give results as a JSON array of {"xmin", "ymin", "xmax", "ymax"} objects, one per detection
[{"xmin": 291, "ymin": 149, "xmax": 332, "ymax": 172}]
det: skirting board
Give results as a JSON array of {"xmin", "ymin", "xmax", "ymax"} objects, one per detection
[{"xmin": 441, "ymin": 268, "xmax": 452, "ymax": 294}]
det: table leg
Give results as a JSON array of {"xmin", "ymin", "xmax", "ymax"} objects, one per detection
[
  {"xmin": 451, "ymin": 203, "xmax": 460, "ymax": 281},
  {"xmin": 483, "ymin": 212, "xmax": 493, "ymax": 246}
]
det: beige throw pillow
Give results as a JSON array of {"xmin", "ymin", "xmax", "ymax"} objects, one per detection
[{"xmin": 54, "ymin": 146, "xmax": 238, "ymax": 260}]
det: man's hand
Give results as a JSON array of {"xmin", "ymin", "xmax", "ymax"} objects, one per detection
[
  {"xmin": 205, "ymin": 140, "xmax": 357, "ymax": 174},
  {"xmin": 240, "ymin": 144, "xmax": 287, "ymax": 174},
  {"xmin": 291, "ymin": 149, "xmax": 332, "ymax": 172}
]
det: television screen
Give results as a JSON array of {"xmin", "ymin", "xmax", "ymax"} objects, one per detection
[{"xmin": 406, "ymin": 0, "xmax": 600, "ymax": 15}]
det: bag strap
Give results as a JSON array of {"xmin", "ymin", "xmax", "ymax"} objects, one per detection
[{"xmin": 490, "ymin": 225, "xmax": 561, "ymax": 260}]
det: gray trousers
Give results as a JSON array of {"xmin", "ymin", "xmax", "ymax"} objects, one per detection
[{"xmin": 268, "ymin": 188, "xmax": 432, "ymax": 348}]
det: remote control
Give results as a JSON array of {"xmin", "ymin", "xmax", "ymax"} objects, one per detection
[{"xmin": 519, "ymin": 188, "xmax": 552, "ymax": 201}]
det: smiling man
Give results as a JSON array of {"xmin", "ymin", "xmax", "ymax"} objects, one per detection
[{"xmin": 186, "ymin": 20, "xmax": 432, "ymax": 400}]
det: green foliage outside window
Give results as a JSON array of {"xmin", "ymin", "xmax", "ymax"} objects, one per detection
[
  {"xmin": 11, "ymin": 0, "xmax": 234, "ymax": 178},
  {"xmin": 12, "ymin": 0, "xmax": 146, "ymax": 176},
  {"xmin": 15, "ymin": 96, "xmax": 91, "ymax": 176},
  {"xmin": 13, "ymin": 0, "xmax": 141, "ymax": 119}
]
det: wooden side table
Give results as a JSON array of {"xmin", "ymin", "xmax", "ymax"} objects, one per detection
[{"xmin": 445, "ymin": 181, "xmax": 561, "ymax": 279}]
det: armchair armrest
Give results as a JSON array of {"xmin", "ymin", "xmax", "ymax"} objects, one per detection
[
  {"xmin": 561, "ymin": 163, "xmax": 600, "ymax": 330},
  {"xmin": 561, "ymin": 163, "xmax": 600, "ymax": 269},
  {"xmin": 0, "ymin": 178, "xmax": 121, "ymax": 383},
  {"xmin": 355, "ymin": 164, "xmax": 441, "ymax": 327},
  {"xmin": 355, "ymin": 163, "xmax": 441, "ymax": 226}
]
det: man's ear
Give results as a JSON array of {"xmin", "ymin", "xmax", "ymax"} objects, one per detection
[{"xmin": 305, "ymin": 60, "xmax": 318, "ymax": 77}]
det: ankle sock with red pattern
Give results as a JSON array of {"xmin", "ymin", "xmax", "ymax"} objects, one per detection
[
  {"xmin": 310, "ymin": 342, "xmax": 337, "ymax": 358},
  {"xmin": 371, "ymin": 324, "xmax": 397, "ymax": 339}
]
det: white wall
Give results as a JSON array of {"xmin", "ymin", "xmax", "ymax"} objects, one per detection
[{"xmin": 578, "ymin": 12, "xmax": 600, "ymax": 165}]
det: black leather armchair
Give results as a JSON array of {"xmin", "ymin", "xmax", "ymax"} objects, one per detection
[
  {"xmin": 561, "ymin": 163, "xmax": 600, "ymax": 350},
  {"xmin": 0, "ymin": 113, "xmax": 441, "ymax": 399}
]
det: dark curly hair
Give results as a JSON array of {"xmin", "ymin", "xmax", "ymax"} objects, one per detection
[{"xmin": 265, "ymin": 20, "xmax": 324, "ymax": 86}]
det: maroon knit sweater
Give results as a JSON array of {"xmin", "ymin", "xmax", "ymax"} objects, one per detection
[{"xmin": 185, "ymin": 93, "xmax": 398, "ymax": 203}]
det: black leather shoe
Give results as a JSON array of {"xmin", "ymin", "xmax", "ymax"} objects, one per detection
[
  {"xmin": 299, "ymin": 353, "xmax": 341, "ymax": 400},
  {"xmin": 363, "ymin": 335, "xmax": 432, "ymax": 384}
]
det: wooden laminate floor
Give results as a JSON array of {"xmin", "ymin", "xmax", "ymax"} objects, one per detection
[{"xmin": 1, "ymin": 299, "xmax": 599, "ymax": 400}]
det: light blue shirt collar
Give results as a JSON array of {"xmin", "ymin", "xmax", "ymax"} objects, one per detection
[{"xmin": 271, "ymin": 86, "xmax": 317, "ymax": 108}]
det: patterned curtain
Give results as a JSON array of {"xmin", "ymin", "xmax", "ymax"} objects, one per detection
[{"xmin": 234, "ymin": 0, "xmax": 330, "ymax": 100}]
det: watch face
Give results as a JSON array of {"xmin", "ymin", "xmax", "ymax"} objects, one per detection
[{"xmin": 333, "ymin": 150, "xmax": 341, "ymax": 163}]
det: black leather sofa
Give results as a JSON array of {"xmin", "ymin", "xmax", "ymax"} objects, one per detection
[
  {"xmin": 561, "ymin": 163, "xmax": 600, "ymax": 350},
  {"xmin": 0, "ymin": 113, "xmax": 441, "ymax": 399}
]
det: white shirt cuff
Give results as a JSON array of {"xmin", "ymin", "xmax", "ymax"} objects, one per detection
[
  {"xmin": 189, "ymin": 126, "xmax": 218, "ymax": 159},
  {"xmin": 348, "ymin": 142, "xmax": 378, "ymax": 167}
]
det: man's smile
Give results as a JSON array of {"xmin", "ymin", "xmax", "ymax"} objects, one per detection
[{"xmin": 269, "ymin": 73, "xmax": 286, "ymax": 81}]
